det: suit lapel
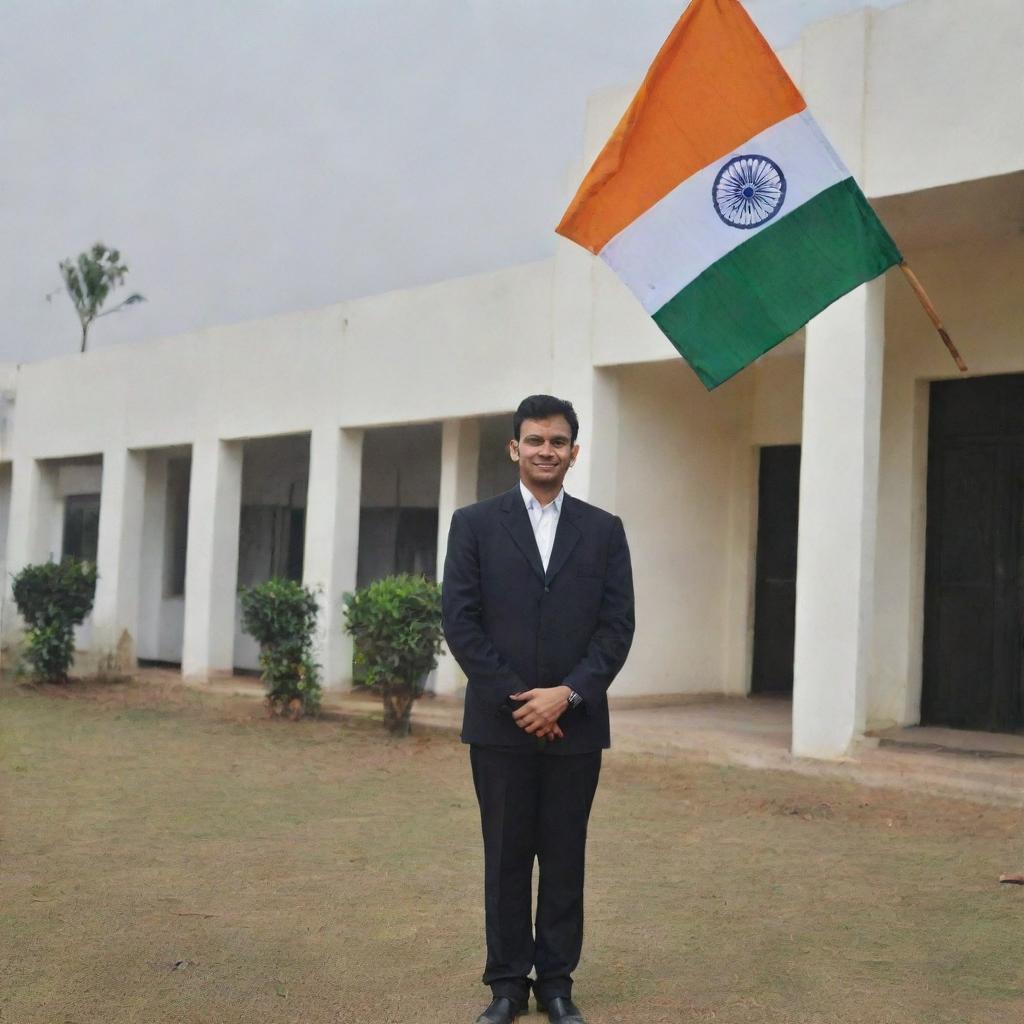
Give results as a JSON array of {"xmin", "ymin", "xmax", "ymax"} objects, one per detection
[
  {"xmin": 545, "ymin": 494, "xmax": 582, "ymax": 584},
  {"xmin": 500, "ymin": 488, "xmax": 546, "ymax": 583}
]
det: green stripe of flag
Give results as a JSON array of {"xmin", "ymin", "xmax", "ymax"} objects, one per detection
[{"xmin": 652, "ymin": 177, "xmax": 902, "ymax": 390}]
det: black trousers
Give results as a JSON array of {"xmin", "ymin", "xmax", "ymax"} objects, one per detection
[{"xmin": 469, "ymin": 743, "xmax": 602, "ymax": 1005}]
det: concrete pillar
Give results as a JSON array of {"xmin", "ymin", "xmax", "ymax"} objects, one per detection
[
  {"xmin": 302, "ymin": 426, "xmax": 363, "ymax": 690},
  {"xmin": 136, "ymin": 452, "xmax": 169, "ymax": 660},
  {"xmin": 434, "ymin": 417, "xmax": 480, "ymax": 695},
  {"xmin": 570, "ymin": 366, "xmax": 620, "ymax": 511},
  {"xmin": 1, "ymin": 458, "xmax": 59, "ymax": 651},
  {"xmin": 92, "ymin": 448, "xmax": 147, "ymax": 673},
  {"xmin": 181, "ymin": 438, "xmax": 243, "ymax": 680},
  {"xmin": 0, "ymin": 464, "xmax": 11, "ymax": 652},
  {"xmin": 792, "ymin": 278, "xmax": 885, "ymax": 759}
]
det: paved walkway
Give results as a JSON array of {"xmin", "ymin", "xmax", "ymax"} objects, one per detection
[{"xmin": 154, "ymin": 669, "xmax": 1024, "ymax": 808}]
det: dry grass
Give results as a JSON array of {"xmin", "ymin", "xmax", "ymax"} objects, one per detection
[{"xmin": 2, "ymin": 675, "xmax": 1024, "ymax": 1024}]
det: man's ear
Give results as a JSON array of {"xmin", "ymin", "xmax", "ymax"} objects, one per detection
[
  {"xmin": 569, "ymin": 443, "xmax": 580, "ymax": 468},
  {"xmin": 509, "ymin": 439, "xmax": 520, "ymax": 463}
]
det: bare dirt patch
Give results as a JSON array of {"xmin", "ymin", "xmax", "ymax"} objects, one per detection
[{"xmin": 2, "ymin": 675, "xmax": 1023, "ymax": 1023}]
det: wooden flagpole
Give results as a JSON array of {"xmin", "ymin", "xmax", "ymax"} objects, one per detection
[{"xmin": 898, "ymin": 261, "xmax": 968, "ymax": 372}]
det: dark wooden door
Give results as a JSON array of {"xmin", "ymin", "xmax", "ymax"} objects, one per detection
[
  {"xmin": 922, "ymin": 375, "xmax": 1024, "ymax": 732},
  {"xmin": 751, "ymin": 445, "xmax": 801, "ymax": 694}
]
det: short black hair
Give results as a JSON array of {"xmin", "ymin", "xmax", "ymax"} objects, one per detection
[{"xmin": 513, "ymin": 395, "xmax": 579, "ymax": 443}]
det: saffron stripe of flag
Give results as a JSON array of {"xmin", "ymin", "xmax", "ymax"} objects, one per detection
[{"xmin": 555, "ymin": 0, "xmax": 902, "ymax": 390}]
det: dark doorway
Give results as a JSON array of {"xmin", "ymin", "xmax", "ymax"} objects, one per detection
[
  {"xmin": 356, "ymin": 507, "xmax": 438, "ymax": 588},
  {"xmin": 923, "ymin": 374, "xmax": 1024, "ymax": 732},
  {"xmin": 751, "ymin": 445, "xmax": 801, "ymax": 694}
]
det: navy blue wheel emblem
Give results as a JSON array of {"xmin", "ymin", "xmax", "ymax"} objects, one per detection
[{"xmin": 712, "ymin": 155, "xmax": 786, "ymax": 229}]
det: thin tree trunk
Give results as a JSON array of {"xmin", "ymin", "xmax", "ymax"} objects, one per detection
[{"xmin": 382, "ymin": 686, "xmax": 414, "ymax": 736}]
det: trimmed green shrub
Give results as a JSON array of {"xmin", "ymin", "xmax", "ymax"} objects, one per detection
[
  {"xmin": 343, "ymin": 573, "xmax": 444, "ymax": 736},
  {"xmin": 239, "ymin": 578, "xmax": 322, "ymax": 717},
  {"xmin": 12, "ymin": 559, "xmax": 98, "ymax": 682}
]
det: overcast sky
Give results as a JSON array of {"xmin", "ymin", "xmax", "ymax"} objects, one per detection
[{"xmin": 3, "ymin": 0, "xmax": 905, "ymax": 365}]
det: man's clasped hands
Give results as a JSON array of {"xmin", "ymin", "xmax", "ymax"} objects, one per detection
[{"xmin": 509, "ymin": 685, "xmax": 573, "ymax": 742}]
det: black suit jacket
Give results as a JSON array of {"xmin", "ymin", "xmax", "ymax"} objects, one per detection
[{"xmin": 441, "ymin": 485, "xmax": 635, "ymax": 753}]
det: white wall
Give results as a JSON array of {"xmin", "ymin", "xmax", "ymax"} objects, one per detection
[
  {"xmin": 5, "ymin": 261, "xmax": 556, "ymax": 467},
  {"xmin": 1, "ymin": 0, "xmax": 1021, "ymax": 714},
  {"xmin": 595, "ymin": 226, "xmax": 1023, "ymax": 713},
  {"xmin": 55, "ymin": 462, "xmax": 102, "ymax": 497},
  {"xmin": 750, "ymin": 348, "xmax": 804, "ymax": 447},
  {"xmin": 359, "ymin": 425, "xmax": 442, "ymax": 509},
  {"xmin": 130, "ymin": 449, "xmax": 192, "ymax": 665},
  {"xmin": 862, "ymin": 0, "xmax": 1024, "ymax": 198},
  {"xmin": 239, "ymin": 434, "xmax": 310, "ymax": 508},
  {"xmin": 870, "ymin": 229, "xmax": 1024, "ymax": 728},
  {"xmin": 7, "ymin": 1, "xmax": 1016, "ymax": 464},
  {"xmin": 611, "ymin": 360, "xmax": 756, "ymax": 696},
  {"xmin": 579, "ymin": 0, "xmax": 1022, "ymax": 241},
  {"xmin": 0, "ymin": 374, "xmax": 16, "ymax": 463}
]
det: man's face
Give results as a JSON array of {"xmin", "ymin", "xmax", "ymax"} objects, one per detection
[{"xmin": 510, "ymin": 416, "xmax": 580, "ymax": 492}]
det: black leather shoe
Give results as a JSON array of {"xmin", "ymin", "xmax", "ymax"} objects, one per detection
[
  {"xmin": 537, "ymin": 996, "xmax": 586, "ymax": 1023},
  {"xmin": 474, "ymin": 996, "xmax": 525, "ymax": 1023}
]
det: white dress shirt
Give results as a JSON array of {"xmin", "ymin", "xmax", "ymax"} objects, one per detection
[{"xmin": 520, "ymin": 480, "xmax": 564, "ymax": 573}]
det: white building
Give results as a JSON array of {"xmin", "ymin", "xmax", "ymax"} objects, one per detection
[{"xmin": 1, "ymin": 0, "xmax": 1022, "ymax": 760}]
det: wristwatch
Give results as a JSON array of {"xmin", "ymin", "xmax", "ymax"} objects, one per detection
[{"xmin": 566, "ymin": 689, "xmax": 584, "ymax": 710}]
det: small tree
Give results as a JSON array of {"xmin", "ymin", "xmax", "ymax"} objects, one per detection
[
  {"xmin": 343, "ymin": 574, "xmax": 444, "ymax": 736},
  {"xmin": 48, "ymin": 243, "xmax": 145, "ymax": 352},
  {"xmin": 12, "ymin": 559, "xmax": 98, "ymax": 683},
  {"xmin": 239, "ymin": 578, "xmax": 322, "ymax": 718}
]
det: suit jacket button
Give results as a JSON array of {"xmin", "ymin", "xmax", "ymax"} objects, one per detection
[{"xmin": 544, "ymin": 586, "xmax": 550, "ymax": 592}]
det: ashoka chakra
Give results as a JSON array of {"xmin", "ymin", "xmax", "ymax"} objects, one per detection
[{"xmin": 712, "ymin": 155, "xmax": 787, "ymax": 229}]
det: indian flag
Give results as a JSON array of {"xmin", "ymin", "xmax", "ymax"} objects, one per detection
[{"xmin": 556, "ymin": 0, "xmax": 902, "ymax": 390}]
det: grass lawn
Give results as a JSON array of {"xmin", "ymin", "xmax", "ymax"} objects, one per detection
[{"xmin": 2, "ymin": 675, "xmax": 1024, "ymax": 1024}]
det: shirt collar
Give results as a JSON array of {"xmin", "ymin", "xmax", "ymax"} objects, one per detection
[{"xmin": 520, "ymin": 480, "xmax": 564, "ymax": 513}]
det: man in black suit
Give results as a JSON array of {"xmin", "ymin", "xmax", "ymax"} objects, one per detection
[{"xmin": 442, "ymin": 395, "xmax": 635, "ymax": 1024}]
